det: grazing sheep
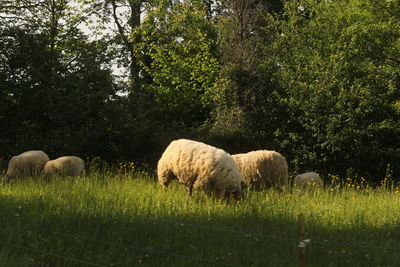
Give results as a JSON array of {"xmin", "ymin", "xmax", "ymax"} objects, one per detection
[
  {"xmin": 4, "ymin": 150, "xmax": 49, "ymax": 181},
  {"xmin": 232, "ymin": 150, "xmax": 289, "ymax": 190},
  {"xmin": 293, "ymin": 172, "xmax": 323, "ymax": 188},
  {"xmin": 43, "ymin": 156, "xmax": 85, "ymax": 177},
  {"xmin": 157, "ymin": 139, "xmax": 244, "ymax": 200}
]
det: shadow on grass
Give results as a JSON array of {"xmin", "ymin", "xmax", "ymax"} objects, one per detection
[{"xmin": 1, "ymin": 194, "xmax": 400, "ymax": 267}]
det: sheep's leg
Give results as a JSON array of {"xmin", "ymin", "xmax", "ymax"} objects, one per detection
[
  {"xmin": 1, "ymin": 176, "xmax": 10, "ymax": 183},
  {"xmin": 159, "ymin": 170, "xmax": 175, "ymax": 189},
  {"xmin": 187, "ymin": 185, "xmax": 193, "ymax": 199},
  {"xmin": 186, "ymin": 177, "xmax": 198, "ymax": 199}
]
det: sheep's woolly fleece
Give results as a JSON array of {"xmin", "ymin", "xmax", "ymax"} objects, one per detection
[
  {"xmin": 6, "ymin": 150, "xmax": 49, "ymax": 179},
  {"xmin": 43, "ymin": 156, "xmax": 85, "ymax": 176},
  {"xmin": 293, "ymin": 172, "xmax": 323, "ymax": 187},
  {"xmin": 157, "ymin": 139, "xmax": 243, "ymax": 196},
  {"xmin": 232, "ymin": 150, "xmax": 288, "ymax": 189}
]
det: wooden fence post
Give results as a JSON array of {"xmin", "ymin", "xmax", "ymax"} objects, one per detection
[{"xmin": 298, "ymin": 213, "xmax": 306, "ymax": 267}]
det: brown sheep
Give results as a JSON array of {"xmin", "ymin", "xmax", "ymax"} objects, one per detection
[
  {"xmin": 293, "ymin": 172, "xmax": 323, "ymax": 188},
  {"xmin": 4, "ymin": 150, "xmax": 49, "ymax": 181},
  {"xmin": 232, "ymin": 150, "xmax": 288, "ymax": 190},
  {"xmin": 157, "ymin": 139, "xmax": 244, "ymax": 200},
  {"xmin": 43, "ymin": 156, "xmax": 85, "ymax": 177}
]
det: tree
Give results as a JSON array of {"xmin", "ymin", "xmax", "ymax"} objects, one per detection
[
  {"xmin": 138, "ymin": 0, "xmax": 220, "ymax": 128},
  {"xmin": 271, "ymin": 0, "xmax": 400, "ymax": 179},
  {"xmin": 101, "ymin": 0, "xmax": 146, "ymax": 98},
  {"xmin": 209, "ymin": 0, "xmax": 285, "ymax": 152},
  {"xmin": 0, "ymin": 0, "xmax": 125, "ymax": 160}
]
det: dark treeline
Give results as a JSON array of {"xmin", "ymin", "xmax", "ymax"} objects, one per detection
[{"xmin": 0, "ymin": 0, "xmax": 399, "ymax": 181}]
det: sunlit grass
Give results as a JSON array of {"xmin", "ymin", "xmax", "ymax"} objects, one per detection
[{"xmin": 1, "ymin": 168, "xmax": 400, "ymax": 266}]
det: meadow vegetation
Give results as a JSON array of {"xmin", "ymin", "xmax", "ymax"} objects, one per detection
[
  {"xmin": 2, "ymin": 0, "xmax": 399, "ymax": 264},
  {"xmin": 1, "ymin": 164, "xmax": 400, "ymax": 266}
]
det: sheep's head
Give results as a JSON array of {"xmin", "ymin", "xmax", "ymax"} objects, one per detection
[{"xmin": 227, "ymin": 186, "xmax": 244, "ymax": 201}]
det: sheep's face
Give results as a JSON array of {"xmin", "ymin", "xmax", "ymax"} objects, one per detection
[{"xmin": 228, "ymin": 187, "xmax": 244, "ymax": 201}]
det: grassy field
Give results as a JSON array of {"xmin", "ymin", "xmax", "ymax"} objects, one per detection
[{"xmin": 1, "ymin": 168, "xmax": 400, "ymax": 267}]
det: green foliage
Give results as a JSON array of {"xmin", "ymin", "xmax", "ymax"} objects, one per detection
[
  {"xmin": 0, "ymin": 1, "xmax": 126, "ymax": 161},
  {"xmin": 208, "ymin": 0, "xmax": 287, "ymax": 153},
  {"xmin": 269, "ymin": 0, "xmax": 400, "ymax": 178},
  {"xmin": 0, "ymin": 0, "xmax": 399, "ymax": 180},
  {"xmin": 138, "ymin": 0, "xmax": 220, "ymax": 127}
]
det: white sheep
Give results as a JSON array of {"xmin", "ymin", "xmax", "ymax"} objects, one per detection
[
  {"xmin": 4, "ymin": 150, "xmax": 49, "ymax": 181},
  {"xmin": 232, "ymin": 150, "xmax": 289, "ymax": 190},
  {"xmin": 43, "ymin": 156, "xmax": 85, "ymax": 177},
  {"xmin": 157, "ymin": 139, "xmax": 244, "ymax": 200},
  {"xmin": 293, "ymin": 172, "xmax": 323, "ymax": 188}
]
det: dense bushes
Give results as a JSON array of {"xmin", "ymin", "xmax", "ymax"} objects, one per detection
[{"xmin": 0, "ymin": 0, "xmax": 399, "ymax": 181}]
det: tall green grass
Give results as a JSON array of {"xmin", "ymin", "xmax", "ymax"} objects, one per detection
[{"xmin": 1, "ymin": 169, "xmax": 400, "ymax": 266}]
